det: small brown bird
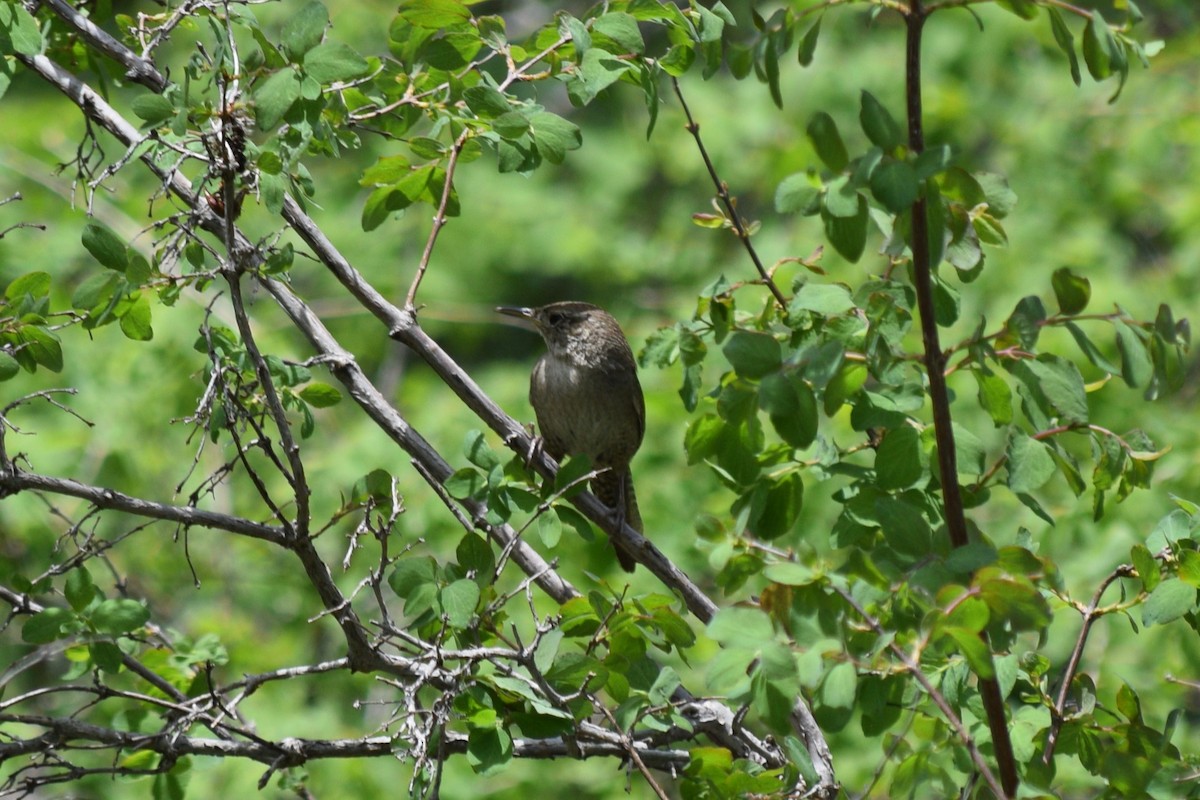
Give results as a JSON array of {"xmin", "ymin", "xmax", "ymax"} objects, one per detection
[{"xmin": 497, "ymin": 302, "xmax": 645, "ymax": 571}]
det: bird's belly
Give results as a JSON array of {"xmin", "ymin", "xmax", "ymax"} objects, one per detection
[{"xmin": 532, "ymin": 362, "xmax": 636, "ymax": 465}]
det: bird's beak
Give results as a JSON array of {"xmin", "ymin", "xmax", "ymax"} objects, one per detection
[{"xmin": 496, "ymin": 305, "xmax": 536, "ymax": 325}]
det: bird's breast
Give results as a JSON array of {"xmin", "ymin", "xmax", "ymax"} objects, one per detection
[{"xmin": 530, "ymin": 355, "xmax": 640, "ymax": 466}]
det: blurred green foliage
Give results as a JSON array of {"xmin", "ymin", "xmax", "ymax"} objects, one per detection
[{"xmin": 1, "ymin": 0, "xmax": 1200, "ymax": 797}]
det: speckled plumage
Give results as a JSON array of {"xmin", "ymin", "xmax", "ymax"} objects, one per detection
[{"xmin": 498, "ymin": 302, "xmax": 644, "ymax": 571}]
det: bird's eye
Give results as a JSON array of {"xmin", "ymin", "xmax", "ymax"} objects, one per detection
[{"xmin": 546, "ymin": 311, "xmax": 564, "ymax": 326}]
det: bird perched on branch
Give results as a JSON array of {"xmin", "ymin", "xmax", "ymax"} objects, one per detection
[{"xmin": 497, "ymin": 302, "xmax": 644, "ymax": 572}]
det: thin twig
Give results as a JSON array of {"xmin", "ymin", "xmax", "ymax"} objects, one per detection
[
  {"xmin": 1042, "ymin": 563, "xmax": 1137, "ymax": 763},
  {"xmin": 597, "ymin": 704, "xmax": 671, "ymax": 800},
  {"xmin": 671, "ymin": 78, "xmax": 788, "ymax": 309},
  {"xmin": 404, "ymin": 130, "xmax": 467, "ymax": 308}
]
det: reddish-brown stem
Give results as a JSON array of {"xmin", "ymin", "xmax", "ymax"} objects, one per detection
[{"xmin": 905, "ymin": 4, "xmax": 1018, "ymax": 796}]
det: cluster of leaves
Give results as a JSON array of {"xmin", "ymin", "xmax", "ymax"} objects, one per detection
[
  {"xmin": 0, "ymin": 1, "xmax": 42, "ymax": 98},
  {"xmin": 726, "ymin": 0, "xmax": 1161, "ymax": 109},
  {"xmin": 634, "ymin": 3, "xmax": 1191, "ymax": 793},
  {"xmin": 641, "ymin": 213, "xmax": 1193, "ymax": 796},
  {"xmin": 388, "ymin": 432, "xmax": 705, "ymax": 784},
  {"xmin": 0, "ymin": 270, "xmax": 64, "ymax": 381},
  {"xmin": 197, "ymin": 323, "xmax": 342, "ymax": 441},
  {"xmin": 3, "ymin": 0, "xmax": 1195, "ymax": 796},
  {"xmin": 18, "ymin": 564, "xmax": 226, "ymax": 688}
]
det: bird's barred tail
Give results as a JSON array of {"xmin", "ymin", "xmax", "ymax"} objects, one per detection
[{"xmin": 592, "ymin": 469, "xmax": 641, "ymax": 572}]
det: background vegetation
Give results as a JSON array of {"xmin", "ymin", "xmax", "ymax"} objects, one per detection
[{"xmin": 2, "ymin": 0, "xmax": 1200, "ymax": 797}]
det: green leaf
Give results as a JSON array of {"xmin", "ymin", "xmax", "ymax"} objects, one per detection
[
  {"xmin": 283, "ymin": 1, "xmax": 328, "ymax": 57},
  {"xmin": 759, "ymin": 372, "xmax": 818, "ymax": 449},
  {"xmin": 747, "ymin": 470, "xmax": 805, "ymax": 540},
  {"xmin": 91, "ymin": 640, "xmax": 125, "ymax": 673},
  {"xmin": 775, "ymin": 173, "xmax": 821, "ymax": 215},
  {"xmin": 82, "ymin": 223, "xmax": 128, "ymax": 272},
  {"xmin": 869, "ymin": 160, "xmax": 918, "ymax": 214},
  {"xmin": 859, "ymin": 91, "xmax": 903, "ymax": 152},
  {"xmin": 924, "ymin": 185, "xmax": 948, "ymax": 270},
  {"xmin": 875, "ymin": 494, "xmax": 931, "ymax": 556},
  {"xmin": 119, "ymin": 292, "xmax": 153, "ymax": 341},
  {"xmin": 790, "ymin": 283, "xmax": 855, "ymax": 315},
  {"xmin": 5, "ymin": 271, "xmax": 51, "ymax": 307},
  {"xmin": 91, "ymin": 598, "xmax": 150, "ymax": 635},
  {"xmin": 942, "ymin": 627, "xmax": 995, "ymax": 678},
  {"xmin": 445, "ymin": 468, "xmax": 486, "ymax": 500},
  {"xmin": 556, "ymin": 506, "xmax": 594, "ymax": 546},
  {"xmin": 65, "ymin": 567, "xmax": 97, "ymax": 612},
  {"xmin": 304, "ymin": 42, "xmax": 370, "ymax": 82},
  {"xmin": 1012, "ymin": 355, "xmax": 1088, "ymax": 426},
  {"xmin": 1048, "ymin": 7, "xmax": 1082, "ymax": 86},
  {"xmin": 952, "ymin": 422, "xmax": 987, "ymax": 478},
  {"xmin": 1141, "ymin": 578, "xmax": 1196, "ymax": 627},
  {"xmin": 440, "ymin": 578, "xmax": 480, "ymax": 629},
  {"xmin": 1082, "ymin": 12, "xmax": 1114, "ymax": 80},
  {"xmin": 464, "ymin": 85, "xmax": 510, "ymax": 118},
  {"xmin": 568, "ymin": 49, "xmax": 631, "ymax": 105},
  {"xmin": 360, "ymin": 185, "xmax": 411, "ymax": 231},
  {"xmin": 131, "ymin": 94, "xmax": 175, "ymax": 126},
  {"xmin": 529, "ymin": 112, "xmax": 581, "ymax": 164},
  {"xmin": 1115, "ymin": 320, "xmax": 1152, "ymax": 388},
  {"xmin": 975, "ymin": 171, "xmax": 1018, "ymax": 218},
  {"xmin": 420, "ymin": 31, "xmax": 483, "ymax": 70},
  {"xmin": 254, "ymin": 67, "xmax": 302, "ymax": 129},
  {"xmin": 1147, "ymin": 509, "xmax": 1190, "ymax": 551},
  {"xmin": 563, "ymin": 14, "xmax": 590, "ymax": 54},
  {"xmin": 388, "ymin": 557, "xmax": 437, "ymax": 599},
  {"xmin": 462, "ymin": 430, "xmax": 500, "ymax": 471},
  {"xmin": 592, "ymin": 12, "xmax": 643, "ymax": 54},
  {"xmin": 554, "ymin": 453, "xmax": 596, "ymax": 494},
  {"xmin": 0, "ymin": 351, "xmax": 19, "ymax": 381},
  {"xmin": 821, "ymin": 661, "xmax": 857, "ymax": 709},
  {"xmin": 1051, "ymin": 267, "xmax": 1091, "ymax": 315},
  {"xmin": 21, "ymin": 607, "xmax": 75, "ymax": 643},
  {"xmin": 400, "ymin": 0, "xmax": 470, "ymax": 28},
  {"xmin": 875, "ymin": 425, "xmax": 925, "ymax": 491},
  {"xmin": 823, "ymin": 176, "xmax": 860, "ymax": 219},
  {"xmin": 974, "ymin": 370, "xmax": 1013, "ymax": 426},
  {"xmin": 536, "ymin": 509, "xmax": 562, "ymax": 548},
  {"xmin": 824, "ymin": 362, "xmax": 867, "ymax": 415},
  {"xmin": 764, "ymin": 562, "xmax": 813, "ymax": 586},
  {"xmin": 806, "ymin": 112, "xmax": 848, "ymax": 172},
  {"xmin": 1006, "ymin": 432, "xmax": 1056, "ymax": 494},
  {"xmin": 978, "ymin": 574, "xmax": 1052, "ymax": 630},
  {"xmin": 0, "ymin": 2, "xmax": 44, "ymax": 56},
  {"xmin": 723, "ymin": 331, "xmax": 781, "ymax": 379},
  {"xmin": 466, "ymin": 728, "xmax": 512, "ymax": 775},
  {"xmin": 708, "ymin": 606, "xmax": 773, "ymax": 650},
  {"xmin": 694, "ymin": 2, "xmax": 727, "ymax": 43},
  {"xmin": 822, "ymin": 195, "xmax": 868, "ymax": 263},
  {"xmin": 15, "ymin": 325, "xmax": 63, "ymax": 372},
  {"xmin": 126, "ymin": 252, "xmax": 152, "ymax": 285},
  {"xmin": 410, "ymin": 136, "xmax": 448, "ymax": 160},
  {"xmin": 659, "ymin": 42, "xmax": 695, "ymax": 77},
  {"xmin": 763, "ymin": 35, "xmax": 782, "ymax": 110},
  {"xmin": 798, "ymin": 17, "xmax": 821, "ymax": 67},
  {"xmin": 1066, "ymin": 321, "xmax": 1120, "ymax": 375},
  {"xmin": 1179, "ymin": 551, "xmax": 1200, "ymax": 589},
  {"xmin": 997, "ymin": 0, "xmax": 1039, "ymax": 20},
  {"xmin": 299, "ymin": 382, "xmax": 342, "ymax": 407},
  {"xmin": 1130, "ymin": 543, "xmax": 1160, "ymax": 592}
]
